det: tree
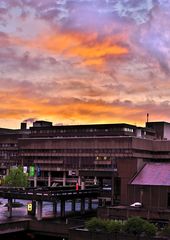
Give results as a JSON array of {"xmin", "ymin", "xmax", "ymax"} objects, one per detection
[
  {"xmin": 123, "ymin": 217, "xmax": 157, "ymax": 237},
  {"xmin": 3, "ymin": 166, "xmax": 28, "ymax": 188},
  {"xmin": 85, "ymin": 217, "xmax": 122, "ymax": 233}
]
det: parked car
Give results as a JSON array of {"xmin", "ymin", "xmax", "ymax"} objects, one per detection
[{"xmin": 130, "ymin": 202, "xmax": 142, "ymax": 208}]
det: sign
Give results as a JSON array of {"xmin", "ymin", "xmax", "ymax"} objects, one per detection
[
  {"xmin": 29, "ymin": 166, "xmax": 35, "ymax": 177},
  {"xmin": 68, "ymin": 170, "xmax": 77, "ymax": 176},
  {"xmin": 27, "ymin": 203, "xmax": 32, "ymax": 212},
  {"xmin": 27, "ymin": 201, "xmax": 36, "ymax": 216}
]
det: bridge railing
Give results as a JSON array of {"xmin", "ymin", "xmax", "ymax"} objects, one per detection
[{"xmin": 0, "ymin": 186, "xmax": 100, "ymax": 200}]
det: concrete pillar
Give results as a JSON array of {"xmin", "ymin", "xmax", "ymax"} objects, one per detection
[
  {"xmin": 88, "ymin": 198, "xmax": 92, "ymax": 210},
  {"xmin": 7, "ymin": 198, "xmax": 12, "ymax": 218},
  {"xmin": 72, "ymin": 199, "xmax": 76, "ymax": 212},
  {"xmin": 31, "ymin": 200, "xmax": 36, "ymax": 216},
  {"xmin": 81, "ymin": 181, "xmax": 85, "ymax": 190},
  {"xmin": 34, "ymin": 175, "xmax": 37, "ymax": 188},
  {"xmin": 53, "ymin": 201, "xmax": 57, "ymax": 217},
  {"xmin": 60, "ymin": 199, "xmax": 65, "ymax": 217},
  {"xmin": 94, "ymin": 176, "xmax": 97, "ymax": 185},
  {"xmin": 48, "ymin": 171, "xmax": 51, "ymax": 187},
  {"xmin": 37, "ymin": 201, "xmax": 43, "ymax": 221},
  {"xmin": 6, "ymin": 168, "xmax": 10, "ymax": 176},
  {"xmin": 81, "ymin": 198, "xmax": 85, "ymax": 214},
  {"xmin": 98, "ymin": 199, "xmax": 103, "ymax": 207},
  {"xmin": 111, "ymin": 174, "xmax": 114, "ymax": 205},
  {"xmin": 63, "ymin": 171, "xmax": 66, "ymax": 186},
  {"xmin": 78, "ymin": 176, "xmax": 81, "ymax": 186}
]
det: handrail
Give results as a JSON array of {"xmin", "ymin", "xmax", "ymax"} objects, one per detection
[{"xmin": 0, "ymin": 186, "xmax": 100, "ymax": 201}]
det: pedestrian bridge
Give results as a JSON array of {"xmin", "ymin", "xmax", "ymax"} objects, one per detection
[
  {"xmin": 0, "ymin": 186, "xmax": 100, "ymax": 220},
  {"xmin": 0, "ymin": 186, "xmax": 99, "ymax": 201}
]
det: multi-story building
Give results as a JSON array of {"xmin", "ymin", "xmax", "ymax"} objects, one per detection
[
  {"xmin": 0, "ymin": 124, "xmax": 30, "ymax": 178},
  {"xmin": 1, "ymin": 120, "xmax": 170, "ymax": 213},
  {"xmin": 16, "ymin": 120, "xmax": 168, "ymax": 205}
]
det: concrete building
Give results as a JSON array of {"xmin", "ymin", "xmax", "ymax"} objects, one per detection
[
  {"xmin": 0, "ymin": 124, "xmax": 30, "ymax": 178},
  {"xmin": 1, "ymin": 120, "xmax": 170, "ymax": 219},
  {"xmin": 16, "ymin": 120, "xmax": 170, "ymax": 206}
]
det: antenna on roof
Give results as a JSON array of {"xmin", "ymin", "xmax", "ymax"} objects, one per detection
[{"xmin": 147, "ymin": 113, "xmax": 149, "ymax": 123}]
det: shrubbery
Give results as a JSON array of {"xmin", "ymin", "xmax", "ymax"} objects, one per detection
[
  {"xmin": 85, "ymin": 217, "xmax": 122, "ymax": 233},
  {"xmin": 142, "ymin": 221, "xmax": 157, "ymax": 237},
  {"xmin": 160, "ymin": 226, "xmax": 170, "ymax": 237},
  {"xmin": 85, "ymin": 216, "xmax": 157, "ymax": 237},
  {"xmin": 106, "ymin": 220, "xmax": 122, "ymax": 233},
  {"xmin": 123, "ymin": 217, "xmax": 157, "ymax": 237}
]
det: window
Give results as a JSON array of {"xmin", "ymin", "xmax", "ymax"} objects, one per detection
[{"xmin": 123, "ymin": 128, "xmax": 134, "ymax": 132}]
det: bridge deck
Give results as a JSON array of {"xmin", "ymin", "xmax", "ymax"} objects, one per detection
[{"xmin": 0, "ymin": 187, "xmax": 100, "ymax": 201}]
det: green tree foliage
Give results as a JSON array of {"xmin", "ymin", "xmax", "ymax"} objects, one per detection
[
  {"xmin": 160, "ymin": 226, "xmax": 170, "ymax": 237},
  {"xmin": 106, "ymin": 220, "xmax": 122, "ymax": 233},
  {"xmin": 123, "ymin": 217, "xmax": 157, "ymax": 237},
  {"xmin": 123, "ymin": 217, "xmax": 145, "ymax": 235},
  {"xmin": 142, "ymin": 221, "xmax": 157, "ymax": 237},
  {"xmin": 85, "ymin": 217, "xmax": 122, "ymax": 233},
  {"xmin": 85, "ymin": 217, "xmax": 157, "ymax": 237},
  {"xmin": 3, "ymin": 166, "xmax": 28, "ymax": 188},
  {"xmin": 85, "ymin": 217, "xmax": 106, "ymax": 232}
]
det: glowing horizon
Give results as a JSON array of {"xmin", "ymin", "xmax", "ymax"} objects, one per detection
[{"xmin": 0, "ymin": 0, "xmax": 170, "ymax": 129}]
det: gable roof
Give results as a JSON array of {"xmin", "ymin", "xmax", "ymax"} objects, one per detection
[{"xmin": 131, "ymin": 163, "xmax": 170, "ymax": 186}]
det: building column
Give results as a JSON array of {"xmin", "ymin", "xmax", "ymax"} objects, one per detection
[
  {"xmin": 94, "ymin": 176, "xmax": 97, "ymax": 185},
  {"xmin": 6, "ymin": 168, "xmax": 10, "ymax": 176},
  {"xmin": 78, "ymin": 176, "xmax": 81, "ymax": 186},
  {"xmin": 48, "ymin": 171, "xmax": 51, "ymax": 187},
  {"xmin": 60, "ymin": 199, "xmax": 65, "ymax": 217},
  {"xmin": 7, "ymin": 198, "xmax": 12, "ymax": 218},
  {"xmin": 81, "ymin": 198, "xmax": 85, "ymax": 214},
  {"xmin": 63, "ymin": 171, "xmax": 66, "ymax": 186},
  {"xmin": 36, "ymin": 201, "xmax": 43, "ymax": 221},
  {"xmin": 72, "ymin": 199, "xmax": 76, "ymax": 212},
  {"xmin": 53, "ymin": 201, "xmax": 57, "ymax": 217},
  {"xmin": 34, "ymin": 175, "xmax": 37, "ymax": 188},
  {"xmin": 88, "ymin": 198, "xmax": 92, "ymax": 211},
  {"xmin": 111, "ymin": 174, "xmax": 114, "ymax": 205},
  {"xmin": 81, "ymin": 181, "xmax": 85, "ymax": 190},
  {"xmin": 98, "ymin": 198, "xmax": 103, "ymax": 207}
]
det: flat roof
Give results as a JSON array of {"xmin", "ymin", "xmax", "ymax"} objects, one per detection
[
  {"xmin": 30, "ymin": 123, "xmax": 137, "ymax": 130},
  {"xmin": 131, "ymin": 163, "xmax": 170, "ymax": 186}
]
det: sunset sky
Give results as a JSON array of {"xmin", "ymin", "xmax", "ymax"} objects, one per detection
[{"xmin": 0, "ymin": 0, "xmax": 170, "ymax": 128}]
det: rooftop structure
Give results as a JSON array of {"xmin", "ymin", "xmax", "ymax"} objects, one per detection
[{"xmin": 131, "ymin": 163, "xmax": 170, "ymax": 186}]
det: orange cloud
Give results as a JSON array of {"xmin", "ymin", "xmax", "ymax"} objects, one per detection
[
  {"xmin": 38, "ymin": 31, "xmax": 129, "ymax": 67},
  {"xmin": 3, "ymin": 28, "xmax": 129, "ymax": 69},
  {"xmin": 0, "ymin": 85, "xmax": 170, "ymax": 129},
  {"xmin": 0, "ymin": 88, "xmax": 152, "ymax": 127}
]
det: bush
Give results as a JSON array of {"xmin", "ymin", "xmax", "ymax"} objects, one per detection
[
  {"xmin": 85, "ymin": 217, "xmax": 122, "ymax": 233},
  {"xmin": 86, "ymin": 217, "xmax": 157, "ymax": 237},
  {"xmin": 106, "ymin": 220, "xmax": 122, "ymax": 233},
  {"xmin": 123, "ymin": 217, "xmax": 145, "ymax": 235},
  {"xmin": 123, "ymin": 217, "xmax": 157, "ymax": 237},
  {"xmin": 143, "ymin": 221, "xmax": 157, "ymax": 237},
  {"xmin": 85, "ymin": 217, "xmax": 108, "ymax": 232},
  {"xmin": 161, "ymin": 226, "xmax": 170, "ymax": 237}
]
